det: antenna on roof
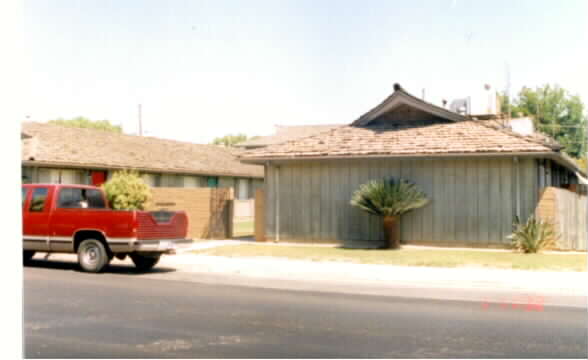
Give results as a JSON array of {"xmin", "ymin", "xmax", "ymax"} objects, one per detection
[{"xmin": 421, "ymin": 88, "xmax": 425, "ymax": 100}]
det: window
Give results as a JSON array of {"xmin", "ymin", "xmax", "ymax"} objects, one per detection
[
  {"xmin": 38, "ymin": 168, "xmax": 60, "ymax": 183},
  {"xmin": 22, "ymin": 167, "xmax": 33, "ymax": 184},
  {"xmin": 161, "ymin": 174, "xmax": 183, "ymax": 187},
  {"xmin": 86, "ymin": 189, "xmax": 106, "ymax": 208},
  {"xmin": 58, "ymin": 188, "xmax": 106, "ymax": 209},
  {"xmin": 22, "ymin": 187, "xmax": 28, "ymax": 207},
  {"xmin": 183, "ymin": 176, "xmax": 199, "ymax": 188},
  {"xmin": 141, "ymin": 173, "xmax": 161, "ymax": 187},
  {"xmin": 29, "ymin": 188, "xmax": 48, "ymax": 212},
  {"xmin": 207, "ymin": 177, "xmax": 219, "ymax": 188}
]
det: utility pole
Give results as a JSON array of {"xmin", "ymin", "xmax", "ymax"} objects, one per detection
[
  {"xmin": 138, "ymin": 104, "xmax": 143, "ymax": 136},
  {"xmin": 584, "ymin": 112, "xmax": 587, "ymax": 165}
]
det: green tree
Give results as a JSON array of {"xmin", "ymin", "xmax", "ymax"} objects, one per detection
[
  {"xmin": 212, "ymin": 134, "xmax": 248, "ymax": 147},
  {"xmin": 49, "ymin": 117, "xmax": 123, "ymax": 133},
  {"xmin": 501, "ymin": 85, "xmax": 586, "ymax": 158},
  {"xmin": 102, "ymin": 170, "xmax": 152, "ymax": 210}
]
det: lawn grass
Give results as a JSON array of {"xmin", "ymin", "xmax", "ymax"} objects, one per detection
[
  {"xmin": 192, "ymin": 244, "xmax": 587, "ymax": 272},
  {"xmin": 232, "ymin": 220, "xmax": 254, "ymax": 236}
]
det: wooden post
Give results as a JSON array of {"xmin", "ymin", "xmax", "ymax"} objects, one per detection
[
  {"xmin": 275, "ymin": 166, "xmax": 280, "ymax": 242},
  {"xmin": 227, "ymin": 188, "xmax": 234, "ymax": 239}
]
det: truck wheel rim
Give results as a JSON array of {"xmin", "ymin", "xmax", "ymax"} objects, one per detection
[{"xmin": 82, "ymin": 244, "xmax": 100, "ymax": 267}]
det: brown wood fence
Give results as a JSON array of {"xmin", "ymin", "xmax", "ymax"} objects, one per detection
[
  {"xmin": 145, "ymin": 187, "xmax": 233, "ymax": 240},
  {"xmin": 536, "ymin": 187, "xmax": 587, "ymax": 251}
]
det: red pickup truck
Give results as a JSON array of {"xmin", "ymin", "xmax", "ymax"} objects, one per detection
[{"xmin": 22, "ymin": 184, "xmax": 189, "ymax": 272}]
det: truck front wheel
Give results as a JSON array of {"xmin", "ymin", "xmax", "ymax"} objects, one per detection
[
  {"xmin": 77, "ymin": 239, "xmax": 110, "ymax": 273},
  {"xmin": 130, "ymin": 254, "xmax": 160, "ymax": 272}
]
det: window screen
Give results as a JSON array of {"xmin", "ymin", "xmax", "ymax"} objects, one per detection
[{"xmin": 29, "ymin": 188, "xmax": 48, "ymax": 212}]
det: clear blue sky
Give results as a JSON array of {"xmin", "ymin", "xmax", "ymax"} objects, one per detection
[{"xmin": 23, "ymin": 0, "xmax": 588, "ymax": 143}]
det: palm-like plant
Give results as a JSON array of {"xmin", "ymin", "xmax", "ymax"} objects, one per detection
[
  {"xmin": 508, "ymin": 216, "xmax": 558, "ymax": 253},
  {"xmin": 350, "ymin": 177, "xmax": 429, "ymax": 249}
]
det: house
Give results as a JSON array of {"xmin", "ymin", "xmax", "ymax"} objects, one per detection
[
  {"xmin": 240, "ymin": 84, "xmax": 586, "ymax": 248},
  {"xmin": 236, "ymin": 124, "xmax": 343, "ymax": 150},
  {"xmin": 21, "ymin": 122, "xmax": 263, "ymax": 199}
]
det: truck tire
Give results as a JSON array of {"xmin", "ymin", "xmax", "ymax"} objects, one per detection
[
  {"xmin": 130, "ymin": 254, "xmax": 160, "ymax": 272},
  {"xmin": 77, "ymin": 239, "xmax": 110, "ymax": 273},
  {"xmin": 23, "ymin": 251, "xmax": 35, "ymax": 264}
]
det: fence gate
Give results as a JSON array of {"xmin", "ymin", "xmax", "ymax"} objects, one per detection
[{"xmin": 232, "ymin": 199, "xmax": 255, "ymax": 238}]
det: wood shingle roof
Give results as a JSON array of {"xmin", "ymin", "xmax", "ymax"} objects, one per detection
[
  {"xmin": 21, "ymin": 122, "xmax": 263, "ymax": 178},
  {"xmin": 240, "ymin": 85, "xmax": 563, "ymax": 162}
]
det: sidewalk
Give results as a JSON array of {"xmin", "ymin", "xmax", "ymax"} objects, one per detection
[
  {"xmin": 43, "ymin": 240, "xmax": 588, "ymax": 308},
  {"xmin": 168, "ymin": 251, "xmax": 587, "ymax": 295}
]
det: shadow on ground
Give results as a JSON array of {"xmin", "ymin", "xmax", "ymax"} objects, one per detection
[
  {"xmin": 230, "ymin": 235, "xmax": 255, "ymax": 241},
  {"xmin": 23, "ymin": 259, "xmax": 176, "ymax": 275}
]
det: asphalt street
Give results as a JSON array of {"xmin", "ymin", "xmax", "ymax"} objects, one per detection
[{"xmin": 24, "ymin": 259, "xmax": 587, "ymax": 358}]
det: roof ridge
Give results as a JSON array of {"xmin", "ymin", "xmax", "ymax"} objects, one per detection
[
  {"xmin": 21, "ymin": 122, "xmax": 264, "ymax": 178},
  {"xmin": 22, "ymin": 121, "xmax": 222, "ymax": 148},
  {"xmin": 352, "ymin": 85, "xmax": 469, "ymax": 126}
]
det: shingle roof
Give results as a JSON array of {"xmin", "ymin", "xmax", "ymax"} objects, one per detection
[
  {"xmin": 240, "ymin": 84, "xmax": 561, "ymax": 161},
  {"xmin": 22, "ymin": 122, "xmax": 263, "ymax": 178},
  {"xmin": 240, "ymin": 120, "xmax": 556, "ymax": 160},
  {"xmin": 236, "ymin": 124, "xmax": 343, "ymax": 148}
]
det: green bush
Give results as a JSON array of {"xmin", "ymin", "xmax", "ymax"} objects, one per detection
[
  {"xmin": 102, "ymin": 170, "xmax": 152, "ymax": 210},
  {"xmin": 508, "ymin": 216, "xmax": 558, "ymax": 253},
  {"xmin": 350, "ymin": 177, "xmax": 429, "ymax": 216}
]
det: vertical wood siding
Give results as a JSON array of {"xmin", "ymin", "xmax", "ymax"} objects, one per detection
[{"xmin": 266, "ymin": 157, "xmax": 538, "ymax": 247}]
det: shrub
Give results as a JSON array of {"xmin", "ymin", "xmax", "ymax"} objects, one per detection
[
  {"xmin": 350, "ymin": 177, "xmax": 429, "ymax": 217},
  {"xmin": 102, "ymin": 170, "xmax": 152, "ymax": 210},
  {"xmin": 508, "ymin": 216, "xmax": 558, "ymax": 253}
]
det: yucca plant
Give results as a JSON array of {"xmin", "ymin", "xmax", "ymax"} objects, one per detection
[
  {"xmin": 508, "ymin": 215, "xmax": 558, "ymax": 253},
  {"xmin": 350, "ymin": 177, "xmax": 429, "ymax": 249}
]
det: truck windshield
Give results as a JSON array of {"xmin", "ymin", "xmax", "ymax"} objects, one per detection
[{"xmin": 58, "ymin": 188, "xmax": 106, "ymax": 209}]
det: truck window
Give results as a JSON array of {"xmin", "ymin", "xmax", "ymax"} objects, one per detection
[
  {"xmin": 29, "ymin": 188, "xmax": 48, "ymax": 212},
  {"xmin": 85, "ymin": 189, "xmax": 106, "ymax": 208},
  {"xmin": 58, "ymin": 188, "xmax": 106, "ymax": 209}
]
